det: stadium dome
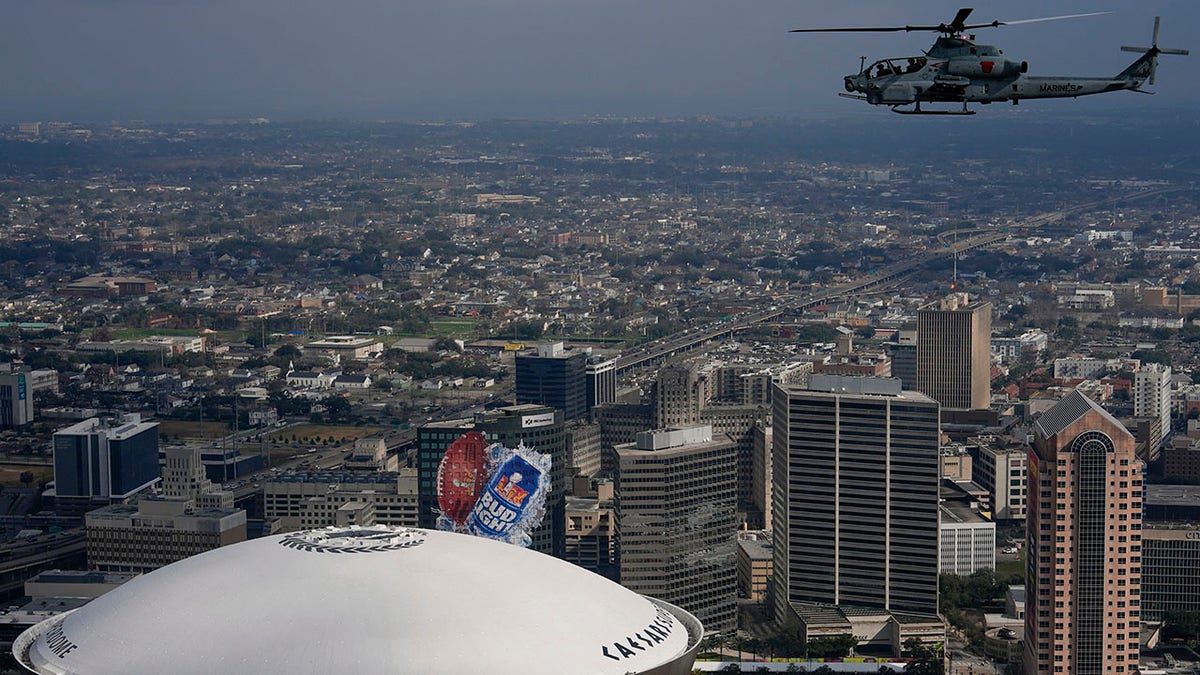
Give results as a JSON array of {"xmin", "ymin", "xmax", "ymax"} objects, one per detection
[{"xmin": 14, "ymin": 526, "xmax": 702, "ymax": 674}]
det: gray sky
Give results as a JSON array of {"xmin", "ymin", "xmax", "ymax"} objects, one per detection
[{"xmin": 2, "ymin": 1, "xmax": 1197, "ymax": 122}]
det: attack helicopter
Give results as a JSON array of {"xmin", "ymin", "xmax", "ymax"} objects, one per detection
[{"xmin": 791, "ymin": 8, "xmax": 1188, "ymax": 115}]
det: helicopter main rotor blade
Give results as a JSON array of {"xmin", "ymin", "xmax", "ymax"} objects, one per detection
[
  {"xmin": 789, "ymin": 25, "xmax": 945, "ymax": 33},
  {"xmin": 790, "ymin": 10, "xmax": 1107, "ymax": 34},
  {"xmin": 989, "ymin": 11, "xmax": 1110, "ymax": 28}
]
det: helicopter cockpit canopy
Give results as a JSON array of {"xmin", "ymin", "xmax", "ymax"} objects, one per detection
[{"xmin": 866, "ymin": 57, "xmax": 927, "ymax": 78}]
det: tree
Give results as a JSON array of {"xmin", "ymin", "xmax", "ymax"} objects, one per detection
[
  {"xmin": 433, "ymin": 336, "xmax": 462, "ymax": 352},
  {"xmin": 806, "ymin": 634, "xmax": 856, "ymax": 658},
  {"xmin": 1163, "ymin": 609, "xmax": 1200, "ymax": 647},
  {"xmin": 901, "ymin": 638, "xmax": 943, "ymax": 675},
  {"xmin": 1133, "ymin": 349, "xmax": 1172, "ymax": 367},
  {"xmin": 728, "ymin": 632, "xmax": 746, "ymax": 661},
  {"xmin": 743, "ymin": 637, "xmax": 764, "ymax": 660},
  {"xmin": 700, "ymin": 633, "xmax": 727, "ymax": 656}
]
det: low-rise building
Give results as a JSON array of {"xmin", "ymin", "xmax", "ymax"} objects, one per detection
[
  {"xmin": 564, "ymin": 476, "xmax": 615, "ymax": 579},
  {"xmin": 343, "ymin": 437, "xmax": 393, "ymax": 471},
  {"xmin": 736, "ymin": 532, "xmax": 772, "ymax": 604},
  {"xmin": 304, "ymin": 336, "xmax": 382, "ymax": 360},
  {"xmin": 939, "ymin": 502, "xmax": 996, "ymax": 576},
  {"xmin": 85, "ymin": 447, "xmax": 244, "ymax": 573},
  {"xmin": 263, "ymin": 469, "xmax": 418, "ymax": 531},
  {"xmin": 1141, "ymin": 523, "xmax": 1200, "ymax": 621},
  {"xmin": 972, "ymin": 434, "xmax": 1029, "ymax": 523}
]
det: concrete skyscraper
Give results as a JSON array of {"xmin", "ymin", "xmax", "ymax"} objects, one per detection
[
  {"xmin": 655, "ymin": 363, "xmax": 711, "ymax": 429},
  {"xmin": 1134, "ymin": 362, "xmax": 1172, "ymax": 451},
  {"xmin": 615, "ymin": 425, "xmax": 737, "ymax": 633},
  {"xmin": 585, "ymin": 355, "xmax": 617, "ymax": 413},
  {"xmin": 1024, "ymin": 391, "xmax": 1141, "ymax": 674},
  {"xmin": 917, "ymin": 293, "xmax": 992, "ymax": 411},
  {"xmin": 772, "ymin": 375, "xmax": 943, "ymax": 653}
]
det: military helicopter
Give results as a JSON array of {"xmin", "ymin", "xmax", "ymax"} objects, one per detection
[{"xmin": 791, "ymin": 8, "xmax": 1188, "ymax": 115}]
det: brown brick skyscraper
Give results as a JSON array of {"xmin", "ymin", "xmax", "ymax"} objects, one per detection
[{"xmin": 1024, "ymin": 391, "xmax": 1141, "ymax": 674}]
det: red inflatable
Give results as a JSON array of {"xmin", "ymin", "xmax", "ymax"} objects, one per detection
[{"xmin": 435, "ymin": 431, "xmax": 491, "ymax": 525}]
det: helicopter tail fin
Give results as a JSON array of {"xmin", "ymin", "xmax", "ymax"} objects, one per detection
[{"xmin": 1118, "ymin": 16, "xmax": 1188, "ymax": 86}]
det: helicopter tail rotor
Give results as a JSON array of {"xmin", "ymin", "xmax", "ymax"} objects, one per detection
[{"xmin": 1120, "ymin": 16, "xmax": 1188, "ymax": 85}]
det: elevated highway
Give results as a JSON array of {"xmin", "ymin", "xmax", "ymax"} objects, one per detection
[{"xmin": 613, "ymin": 187, "xmax": 1189, "ymax": 375}]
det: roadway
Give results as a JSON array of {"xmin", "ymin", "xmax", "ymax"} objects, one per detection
[
  {"xmin": 613, "ymin": 187, "xmax": 1190, "ymax": 375},
  {"xmin": 0, "ymin": 531, "xmax": 87, "ymax": 599}
]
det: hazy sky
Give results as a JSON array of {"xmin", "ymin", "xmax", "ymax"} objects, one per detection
[{"xmin": 2, "ymin": 1, "xmax": 1197, "ymax": 122}]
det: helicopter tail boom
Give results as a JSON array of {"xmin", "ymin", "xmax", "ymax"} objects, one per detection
[{"xmin": 1118, "ymin": 17, "xmax": 1188, "ymax": 86}]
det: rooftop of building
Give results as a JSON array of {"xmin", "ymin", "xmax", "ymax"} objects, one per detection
[
  {"xmin": 27, "ymin": 570, "xmax": 136, "ymax": 587},
  {"xmin": 54, "ymin": 415, "xmax": 157, "ymax": 440},
  {"xmin": 266, "ymin": 470, "xmax": 404, "ymax": 485},
  {"xmin": 939, "ymin": 502, "xmax": 991, "ymax": 525},
  {"xmin": 564, "ymin": 495, "xmax": 612, "ymax": 511},
  {"xmin": 86, "ymin": 503, "xmax": 243, "ymax": 520},
  {"xmin": 1145, "ymin": 484, "xmax": 1200, "ymax": 506},
  {"xmin": 614, "ymin": 431, "xmax": 733, "ymax": 457},
  {"xmin": 784, "ymin": 375, "xmax": 934, "ymax": 403},
  {"xmin": 1033, "ymin": 389, "xmax": 1128, "ymax": 441},
  {"xmin": 736, "ymin": 536, "xmax": 772, "ymax": 561}
]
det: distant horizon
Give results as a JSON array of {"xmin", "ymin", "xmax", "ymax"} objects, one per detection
[
  {"xmin": 6, "ymin": 100, "xmax": 1198, "ymax": 128},
  {"xmin": 3, "ymin": 1, "xmax": 1196, "ymax": 124}
]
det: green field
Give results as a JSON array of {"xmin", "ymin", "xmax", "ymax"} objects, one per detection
[
  {"xmin": 158, "ymin": 420, "xmax": 233, "ymax": 440},
  {"xmin": 996, "ymin": 552, "xmax": 1025, "ymax": 581},
  {"xmin": 429, "ymin": 319, "xmax": 477, "ymax": 336},
  {"xmin": 0, "ymin": 464, "xmax": 54, "ymax": 488},
  {"xmin": 111, "ymin": 328, "xmax": 201, "ymax": 339}
]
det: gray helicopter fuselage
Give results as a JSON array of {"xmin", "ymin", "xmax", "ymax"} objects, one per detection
[{"xmin": 844, "ymin": 37, "xmax": 1141, "ymax": 106}]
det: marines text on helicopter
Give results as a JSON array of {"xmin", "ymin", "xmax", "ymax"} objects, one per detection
[{"xmin": 791, "ymin": 8, "xmax": 1188, "ymax": 115}]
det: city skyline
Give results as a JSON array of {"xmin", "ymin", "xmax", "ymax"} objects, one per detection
[{"xmin": 2, "ymin": 104, "xmax": 1200, "ymax": 667}]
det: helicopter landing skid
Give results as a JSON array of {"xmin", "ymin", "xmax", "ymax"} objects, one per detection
[{"xmin": 891, "ymin": 102, "xmax": 975, "ymax": 115}]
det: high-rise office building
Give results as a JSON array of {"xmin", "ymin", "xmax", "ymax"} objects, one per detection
[
  {"xmin": 1134, "ymin": 362, "xmax": 1172, "ymax": 451},
  {"xmin": 1024, "ymin": 391, "xmax": 1141, "ymax": 674},
  {"xmin": 593, "ymin": 401, "xmax": 655, "ymax": 475},
  {"xmin": 615, "ymin": 425, "xmax": 737, "ymax": 633},
  {"xmin": 772, "ymin": 375, "xmax": 942, "ymax": 649},
  {"xmin": 890, "ymin": 345, "xmax": 918, "ymax": 390},
  {"xmin": 751, "ymin": 421, "xmax": 772, "ymax": 531},
  {"xmin": 917, "ymin": 293, "xmax": 992, "ymax": 410},
  {"xmin": 585, "ymin": 355, "xmax": 617, "ymax": 413},
  {"xmin": 0, "ymin": 372, "xmax": 34, "ymax": 429},
  {"xmin": 701, "ymin": 403, "xmax": 767, "ymax": 527},
  {"xmin": 418, "ymin": 405, "xmax": 566, "ymax": 557},
  {"xmin": 655, "ymin": 363, "xmax": 712, "ymax": 428},
  {"xmin": 53, "ymin": 414, "xmax": 161, "ymax": 514},
  {"xmin": 564, "ymin": 421, "xmax": 602, "ymax": 477},
  {"xmin": 973, "ymin": 435, "xmax": 1030, "ymax": 523},
  {"xmin": 515, "ymin": 342, "xmax": 587, "ymax": 421}
]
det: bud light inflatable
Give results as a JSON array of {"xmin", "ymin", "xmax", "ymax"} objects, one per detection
[{"xmin": 435, "ymin": 435, "xmax": 551, "ymax": 549}]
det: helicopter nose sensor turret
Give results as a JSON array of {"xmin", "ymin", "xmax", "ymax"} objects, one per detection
[{"xmin": 844, "ymin": 77, "xmax": 857, "ymax": 92}]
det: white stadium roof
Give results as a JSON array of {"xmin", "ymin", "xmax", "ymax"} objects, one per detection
[{"xmin": 15, "ymin": 527, "xmax": 702, "ymax": 675}]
